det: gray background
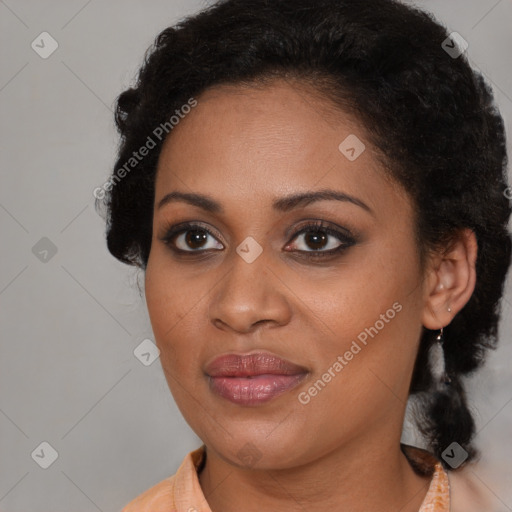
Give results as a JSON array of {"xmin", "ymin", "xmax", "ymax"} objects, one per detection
[{"xmin": 0, "ymin": 1, "xmax": 511, "ymax": 510}]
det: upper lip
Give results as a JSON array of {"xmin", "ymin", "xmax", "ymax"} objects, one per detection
[{"xmin": 205, "ymin": 352, "xmax": 308, "ymax": 378}]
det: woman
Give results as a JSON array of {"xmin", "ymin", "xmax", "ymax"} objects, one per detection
[{"xmin": 99, "ymin": 0, "xmax": 512, "ymax": 510}]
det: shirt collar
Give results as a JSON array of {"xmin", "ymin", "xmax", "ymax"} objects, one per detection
[{"xmin": 170, "ymin": 444, "xmax": 450, "ymax": 512}]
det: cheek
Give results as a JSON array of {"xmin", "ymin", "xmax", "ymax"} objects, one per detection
[
  {"xmin": 144, "ymin": 250, "xmax": 220, "ymax": 386},
  {"xmin": 299, "ymin": 236, "xmax": 424, "ymax": 399},
  {"xmin": 145, "ymin": 260, "xmax": 207, "ymax": 410},
  {"xmin": 145, "ymin": 256, "xmax": 196, "ymax": 358},
  {"xmin": 145, "ymin": 245, "xmax": 203, "ymax": 328},
  {"xmin": 304, "ymin": 237, "xmax": 422, "ymax": 344}
]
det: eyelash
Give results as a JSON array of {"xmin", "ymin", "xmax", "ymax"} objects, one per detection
[{"xmin": 160, "ymin": 220, "xmax": 356, "ymax": 259}]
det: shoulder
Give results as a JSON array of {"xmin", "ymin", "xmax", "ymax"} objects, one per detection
[
  {"xmin": 120, "ymin": 475, "xmax": 175, "ymax": 512},
  {"xmin": 401, "ymin": 443, "xmax": 496, "ymax": 512},
  {"xmin": 449, "ymin": 464, "xmax": 494, "ymax": 512},
  {"xmin": 119, "ymin": 445, "xmax": 207, "ymax": 512}
]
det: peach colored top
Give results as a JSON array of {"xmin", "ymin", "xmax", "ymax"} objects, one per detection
[
  {"xmin": 401, "ymin": 444, "xmax": 450, "ymax": 512},
  {"xmin": 121, "ymin": 444, "xmax": 450, "ymax": 512}
]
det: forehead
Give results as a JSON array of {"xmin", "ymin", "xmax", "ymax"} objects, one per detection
[{"xmin": 154, "ymin": 80, "xmax": 410, "ymax": 219}]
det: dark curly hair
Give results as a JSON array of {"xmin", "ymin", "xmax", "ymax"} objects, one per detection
[{"xmin": 98, "ymin": 0, "xmax": 512, "ymax": 469}]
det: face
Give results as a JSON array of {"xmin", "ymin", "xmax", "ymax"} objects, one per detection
[{"xmin": 145, "ymin": 80, "xmax": 429, "ymax": 470}]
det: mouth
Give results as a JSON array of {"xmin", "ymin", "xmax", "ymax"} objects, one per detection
[{"xmin": 204, "ymin": 352, "xmax": 309, "ymax": 406}]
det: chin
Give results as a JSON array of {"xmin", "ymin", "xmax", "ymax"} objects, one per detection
[{"xmin": 196, "ymin": 419, "xmax": 314, "ymax": 470}]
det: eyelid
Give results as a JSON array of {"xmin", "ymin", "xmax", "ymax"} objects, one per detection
[{"xmin": 286, "ymin": 219, "xmax": 355, "ymax": 240}]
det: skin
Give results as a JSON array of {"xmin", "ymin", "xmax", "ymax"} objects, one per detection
[{"xmin": 144, "ymin": 79, "xmax": 477, "ymax": 512}]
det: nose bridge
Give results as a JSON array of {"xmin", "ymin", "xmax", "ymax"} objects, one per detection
[{"xmin": 208, "ymin": 245, "xmax": 291, "ymax": 332}]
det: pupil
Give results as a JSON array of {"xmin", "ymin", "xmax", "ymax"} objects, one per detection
[
  {"xmin": 186, "ymin": 230, "xmax": 207, "ymax": 248},
  {"xmin": 306, "ymin": 231, "xmax": 327, "ymax": 250}
]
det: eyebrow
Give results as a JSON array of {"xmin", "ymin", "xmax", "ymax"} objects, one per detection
[{"xmin": 157, "ymin": 189, "xmax": 373, "ymax": 215}]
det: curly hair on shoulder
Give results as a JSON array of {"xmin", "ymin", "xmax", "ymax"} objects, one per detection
[{"xmin": 98, "ymin": 0, "xmax": 512, "ymax": 468}]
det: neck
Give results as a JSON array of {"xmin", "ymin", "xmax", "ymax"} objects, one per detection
[{"xmin": 199, "ymin": 432, "xmax": 432, "ymax": 512}]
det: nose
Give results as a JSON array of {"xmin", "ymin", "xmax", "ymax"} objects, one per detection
[{"xmin": 208, "ymin": 251, "xmax": 292, "ymax": 334}]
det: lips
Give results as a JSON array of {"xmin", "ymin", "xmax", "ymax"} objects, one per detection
[{"xmin": 205, "ymin": 352, "xmax": 308, "ymax": 406}]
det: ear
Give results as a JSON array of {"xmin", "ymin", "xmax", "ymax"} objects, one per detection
[{"xmin": 422, "ymin": 229, "xmax": 478, "ymax": 330}]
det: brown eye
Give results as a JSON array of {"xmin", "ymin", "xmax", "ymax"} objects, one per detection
[
  {"xmin": 162, "ymin": 223, "xmax": 224, "ymax": 252},
  {"xmin": 287, "ymin": 222, "xmax": 355, "ymax": 255},
  {"xmin": 183, "ymin": 229, "xmax": 208, "ymax": 249},
  {"xmin": 303, "ymin": 230, "xmax": 329, "ymax": 250}
]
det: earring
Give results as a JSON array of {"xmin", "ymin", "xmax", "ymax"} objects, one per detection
[{"xmin": 429, "ymin": 327, "xmax": 452, "ymax": 386}]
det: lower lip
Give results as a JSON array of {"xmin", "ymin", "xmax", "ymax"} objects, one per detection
[{"xmin": 208, "ymin": 374, "xmax": 306, "ymax": 406}]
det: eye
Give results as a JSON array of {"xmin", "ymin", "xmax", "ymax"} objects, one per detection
[
  {"xmin": 160, "ymin": 219, "xmax": 356, "ymax": 258},
  {"xmin": 285, "ymin": 220, "xmax": 356, "ymax": 256},
  {"xmin": 161, "ymin": 222, "xmax": 224, "ymax": 252}
]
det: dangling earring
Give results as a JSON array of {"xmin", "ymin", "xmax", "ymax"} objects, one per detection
[{"xmin": 429, "ymin": 327, "xmax": 452, "ymax": 387}]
